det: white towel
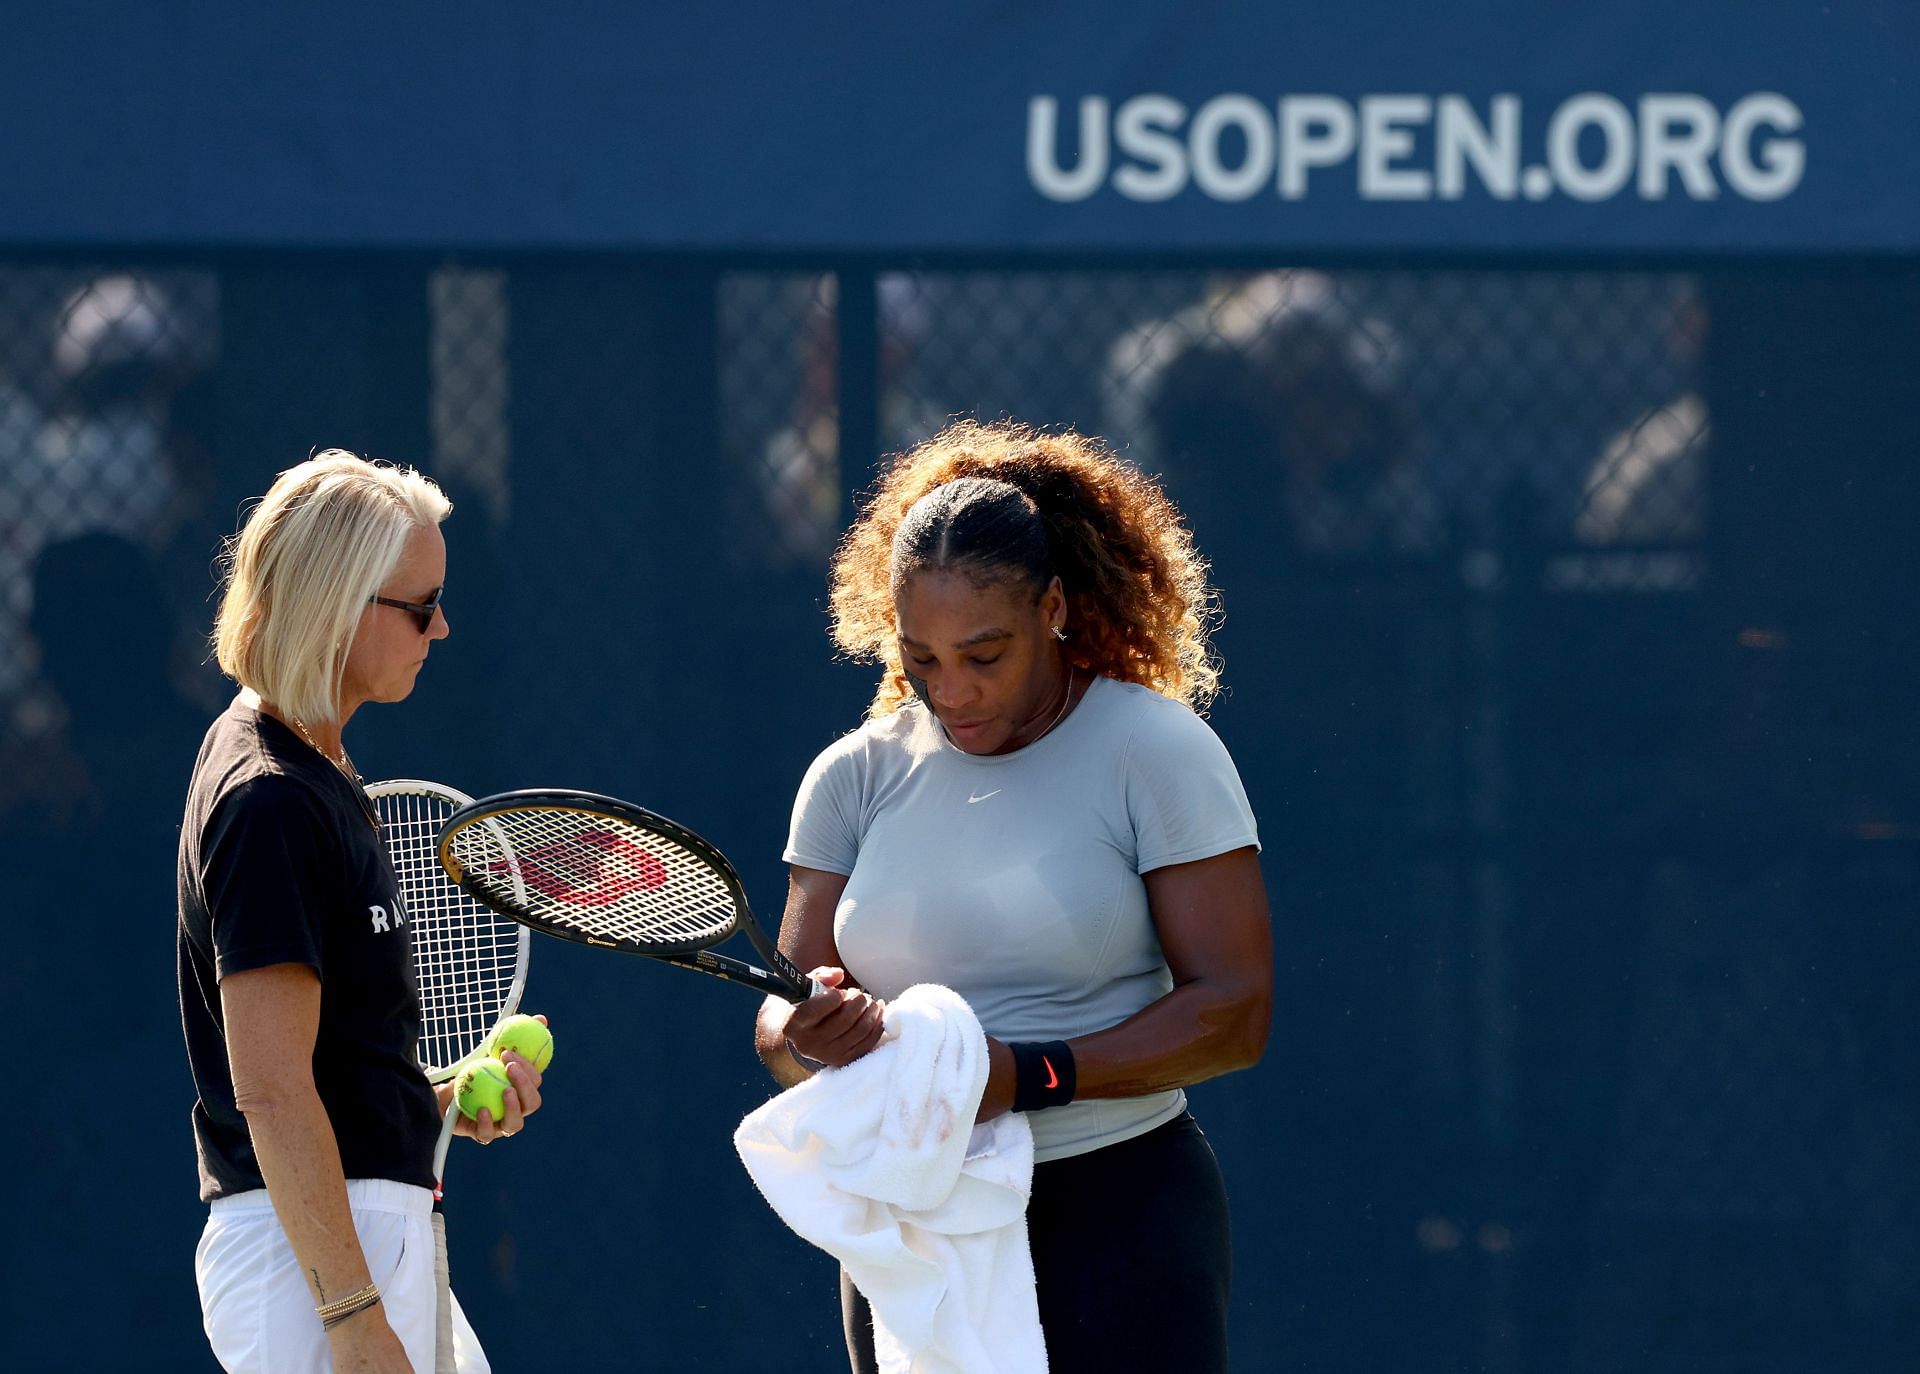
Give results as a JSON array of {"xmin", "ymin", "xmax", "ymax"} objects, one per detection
[{"xmin": 734, "ymin": 983, "xmax": 1046, "ymax": 1374}]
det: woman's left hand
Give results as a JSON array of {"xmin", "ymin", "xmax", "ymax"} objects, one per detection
[
  {"xmin": 439, "ymin": 1018, "xmax": 548, "ymax": 1145},
  {"xmin": 470, "ymin": 1045, "xmax": 544, "ymax": 1143}
]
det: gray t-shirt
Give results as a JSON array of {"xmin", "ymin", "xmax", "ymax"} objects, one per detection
[{"xmin": 784, "ymin": 675, "xmax": 1260, "ymax": 1162}]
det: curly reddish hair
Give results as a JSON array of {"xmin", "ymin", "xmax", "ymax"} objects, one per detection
[{"xmin": 829, "ymin": 419, "xmax": 1222, "ymax": 717}]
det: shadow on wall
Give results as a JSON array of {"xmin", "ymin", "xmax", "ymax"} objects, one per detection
[{"xmin": 9, "ymin": 530, "xmax": 211, "ymax": 1367}]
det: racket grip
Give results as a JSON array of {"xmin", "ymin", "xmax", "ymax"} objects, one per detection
[{"xmin": 431, "ymin": 1211, "xmax": 456, "ymax": 1374}]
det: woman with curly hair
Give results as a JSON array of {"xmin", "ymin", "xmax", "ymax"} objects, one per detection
[{"xmin": 753, "ymin": 420, "xmax": 1271, "ymax": 1373}]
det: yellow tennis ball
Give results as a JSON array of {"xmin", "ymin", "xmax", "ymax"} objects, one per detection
[
  {"xmin": 487, "ymin": 1014, "xmax": 554, "ymax": 1073},
  {"xmin": 454, "ymin": 1056, "xmax": 512, "ymax": 1123}
]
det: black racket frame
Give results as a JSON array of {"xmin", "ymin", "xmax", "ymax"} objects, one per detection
[{"xmin": 437, "ymin": 788, "xmax": 812, "ymax": 1002}]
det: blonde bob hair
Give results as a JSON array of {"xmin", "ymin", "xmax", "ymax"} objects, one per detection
[{"xmin": 213, "ymin": 450, "xmax": 451, "ymax": 725}]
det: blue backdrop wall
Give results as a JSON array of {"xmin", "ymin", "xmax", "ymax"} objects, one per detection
[
  {"xmin": 0, "ymin": 1, "xmax": 1915, "ymax": 253},
  {"xmin": 2, "ymin": 5, "xmax": 1917, "ymax": 1372}
]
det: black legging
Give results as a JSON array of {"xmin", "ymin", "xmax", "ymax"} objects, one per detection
[{"xmin": 841, "ymin": 1112, "xmax": 1233, "ymax": 1373}]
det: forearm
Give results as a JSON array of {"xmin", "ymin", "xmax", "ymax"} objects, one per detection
[
  {"xmin": 978, "ymin": 976, "xmax": 1268, "ymax": 1121},
  {"xmin": 1070, "ymin": 977, "xmax": 1268, "ymax": 1097},
  {"xmin": 219, "ymin": 965, "xmax": 406, "ymax": 1364},
  {"xmin": 239, "ymin": 1082, "xmax": 379, "ymax": 1309}
]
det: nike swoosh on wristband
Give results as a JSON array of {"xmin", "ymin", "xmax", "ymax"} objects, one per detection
[
  {"xmin": 967, "ymin": 789, "xmax": 1001, "ymax": 803},
  {"xmin": 1042, "ymin": 1056, "xmax": 1060, "ymax": 1089}
]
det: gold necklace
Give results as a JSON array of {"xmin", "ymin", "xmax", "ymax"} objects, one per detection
[
  {"xmin": 288, "ymin": 715, "xmax": 363, "ymax": 786},
  {"xmin": 1026, "ymin": 667, "xmax": 1077, "ymax": 747}
]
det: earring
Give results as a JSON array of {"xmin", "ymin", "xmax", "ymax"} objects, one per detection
[{"xmin": 1050, "ymin": 625, "xmax": 1067, "ymax": 642}]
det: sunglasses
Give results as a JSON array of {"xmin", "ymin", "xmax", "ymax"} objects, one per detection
[{"xmin": 368, "ymin": 586, "xmax": 444, "ymax": 633}]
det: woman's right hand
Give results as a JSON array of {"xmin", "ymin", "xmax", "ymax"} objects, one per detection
[
  {"xmin": 326, "ymin": 1308, "xmax": 415, "ymax": 1373},
  {"xmin": 782, "ymin": 967, "xmax": 888, "ymax": 1069}
]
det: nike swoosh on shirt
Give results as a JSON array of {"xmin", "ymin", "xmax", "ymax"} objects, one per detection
[{"xmin": 967, "ymin": 790, "xmax": 1001, "ymax": 803}]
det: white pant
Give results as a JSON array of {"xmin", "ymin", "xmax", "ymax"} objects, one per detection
[{"xmin": 196, "ymin": 1178, "xmax": 491, "ymax": 1374}]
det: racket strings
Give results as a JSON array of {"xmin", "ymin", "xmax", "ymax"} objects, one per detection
[
  {"xmin": 444, "ymin": 807, "xmax": 737, "ymax": 950},
  {"xmin": 376, "ymin": 791, "xmax": 525, "ymax": 1075}
]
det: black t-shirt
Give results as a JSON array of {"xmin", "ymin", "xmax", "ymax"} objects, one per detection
[{"xmin": 176, "ymin": 697, "xmax": 439, "ymax": 1201}]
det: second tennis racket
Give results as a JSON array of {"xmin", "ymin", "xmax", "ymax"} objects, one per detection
[{"xmin": 436, "ymin": 788, "xmax": 819, "ymax": 1003}]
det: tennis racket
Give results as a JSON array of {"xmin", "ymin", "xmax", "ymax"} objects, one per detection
[
  {"xmin": 435, "ymin": 788, "xmax": 820, "ymax": 1003},
  {"xmin": 370, "ymin": 780, "xmax": 532, "ymax": 1087},
  {"xmin": 369, "ymin": 779, "xmax": 533, "ymax": 1374}
]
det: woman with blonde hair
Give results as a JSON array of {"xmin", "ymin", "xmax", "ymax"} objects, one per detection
[
  {"xmin": 178, "ymin": 450, "xmax": 544, "ymax": 1373},
  {"xmin": 755, "ymin": 420, "xmax": 1271, "ymax": 1373}
]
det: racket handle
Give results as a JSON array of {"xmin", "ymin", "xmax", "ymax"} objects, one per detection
[
  {"xmin": 763, "ymin": 947, "xmax": 822, "ymax": 1005},
  {"xmin": 431, "ymin": 1211, "xmax": 456, "ymax": 1374},
  {"xmin": 430, "ymin": 1097, "xmax": 460, "ymax": 1199}
]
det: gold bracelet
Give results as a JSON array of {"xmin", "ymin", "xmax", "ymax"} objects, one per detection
[
  {"xmin": 315, "ymin": 1281, "xmax": 380, "ymax": 1320},
  {"xmin": 321, "ymin": 1291, "xmax": 383, "ymax": 1330}
]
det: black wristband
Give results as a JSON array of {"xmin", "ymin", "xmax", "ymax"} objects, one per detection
[{"xmin": 1009, "ymin": 1040, "xmax": 1076, "ymax": 1113}]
